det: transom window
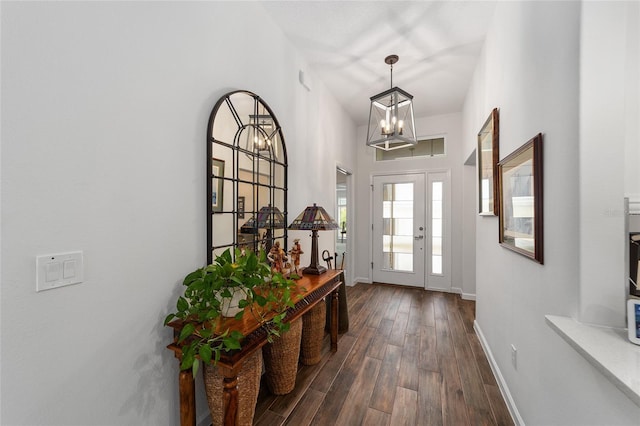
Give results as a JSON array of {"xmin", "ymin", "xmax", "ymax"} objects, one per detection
[{"xmin": 375, "ymin": 137, "xmax": 445, "ymax": 161}]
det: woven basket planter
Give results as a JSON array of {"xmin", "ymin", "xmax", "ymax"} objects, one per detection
[
  {"xmin": 300, "ymin": 301, "xmax": 326, "ymax": 365},
  {"xmin": 262, "ymin": 318, "xmax": 302, "ymax": 395},
  {"xmin": 202, "ymin": 349, "xmax": 262, "ymax": 426}
]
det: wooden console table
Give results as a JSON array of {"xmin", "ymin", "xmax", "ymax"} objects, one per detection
[{"xmin": 167, "ymin": 269, "xmax": 344, "ymax": 426}]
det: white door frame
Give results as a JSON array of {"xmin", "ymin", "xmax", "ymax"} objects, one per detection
[
  {"xmin": 369, "ymin": 168, "xmax": 451, "ymax": 291},
  {"xmin": 336, "ymin": 162, "xmax": 353, "ymax": 286}
]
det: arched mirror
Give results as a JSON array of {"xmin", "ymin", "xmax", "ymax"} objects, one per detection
[{"xmin": 207, "ymin": 90, "xmax": 288, "ymax": 264}]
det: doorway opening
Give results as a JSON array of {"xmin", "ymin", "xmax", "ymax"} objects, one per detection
[{"xmin": 336, "ymin": 167, "xmax": 351, "ymax": 277}]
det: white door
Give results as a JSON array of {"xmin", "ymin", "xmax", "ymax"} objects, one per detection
[{"xmin": 372, "ymin": 174, "xmax": 426, "ymax": 287}]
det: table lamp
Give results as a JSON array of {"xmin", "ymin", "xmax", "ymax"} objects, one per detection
[
  {"xmin": 240, "ymin": 204, "xmax": 285, "ymax": 252},
  {"xmin": 288, "ymin": 203, "xmax": 338, "ymax": 274}
]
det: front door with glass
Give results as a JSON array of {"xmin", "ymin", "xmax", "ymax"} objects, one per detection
[{"xmin": 372, "ymin": 174, "xmax": 426, "ymax": 287}]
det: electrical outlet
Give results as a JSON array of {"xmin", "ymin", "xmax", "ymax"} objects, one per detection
[{"xmin": 511, "ymin": 344, "xmax": 518, "ymax": 370}]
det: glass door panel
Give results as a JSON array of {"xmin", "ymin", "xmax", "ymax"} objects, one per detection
[
  {"xmin": 431, "ymin": 181, "xmax": 443, "ymax": 275},
  {"xmin": 381, "ymin": 183, "xmax": 415, "ymax": 272},
  {"xmin": 426, "ymin": 171, "xmax": 451, "ymax": 291}
]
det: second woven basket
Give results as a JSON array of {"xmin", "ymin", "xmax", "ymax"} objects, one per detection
[
  {"xmin": 262, "ymin": 317, "xmax": 302, "ymax": 395},
  {"xmin": 300, "ymin": 301, "xmax": 326, "ymax": 365}
]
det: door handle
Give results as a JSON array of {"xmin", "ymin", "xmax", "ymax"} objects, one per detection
[{"xmin": 414, "ymin": 235, "xmax": 424, "ymax": 240}]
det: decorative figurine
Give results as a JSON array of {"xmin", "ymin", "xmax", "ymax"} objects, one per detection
[
  {"xmin": 289, "ymin": 238, "xmax": 304, "ymax": 275},
  {"xmin": 267, "ymin": 241, "xmax": 288, "ymax": 274}
]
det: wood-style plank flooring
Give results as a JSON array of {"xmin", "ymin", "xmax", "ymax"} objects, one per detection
[{"xmin": 253, "ymin": 283, "xmax": 514, "ymax": 426}]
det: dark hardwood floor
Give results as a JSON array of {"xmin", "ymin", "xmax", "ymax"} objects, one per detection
[{"xmin": 253, "ymin": 283, "xmax": 514, "ymax": 426}]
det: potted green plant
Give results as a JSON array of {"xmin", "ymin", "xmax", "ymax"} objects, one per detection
[{"xmin": 164, "ymin": 247, "xmax": 298, "ymax": 375}]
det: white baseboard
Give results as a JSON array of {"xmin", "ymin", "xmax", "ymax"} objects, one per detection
[
  {"xmin": 451, "ymin": 287, "xmax": 476, "ymax": 301},
  {"xmin": 426, "ymin": 285, "xmax": 449, "ymax": 292},
  {"xmin": 354, "ymin": 276, "xmax": 372, "ymax": 284},
  {"xmin": 445, "ymin": 286, "xmax": 476, "ymax": 300},
  {"xmin": 474, "ymin": 321, "xmax": 524, "ymax": 426},
  {"xmin": 461, "ymin": 292, "xmax": 476, "ymax": 301}
]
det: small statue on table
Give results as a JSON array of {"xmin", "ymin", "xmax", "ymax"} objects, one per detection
[
  {"xmin": 288, "ymin": 238, "xmax": 304, "ymax": 275},
  {"xmin": 267, "ymin": 241, "xmax": 288, "ymax": 275}
]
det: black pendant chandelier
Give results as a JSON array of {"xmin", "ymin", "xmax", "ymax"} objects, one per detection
[
  {"xmin": 366, "ymin": 55, "xmax": 417, "ymax": 151},
  {"xmin": 243, "ymin": 114, "xmax": 275, "ymax": 158}
]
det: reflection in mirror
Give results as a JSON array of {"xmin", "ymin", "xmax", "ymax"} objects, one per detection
[{"xmin": 207, "ymin": 90, "xmax": 287, "ymax": 264}]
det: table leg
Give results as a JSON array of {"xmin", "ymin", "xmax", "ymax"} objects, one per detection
[
  {"xmin": 331, "ymin": 287, "xmax": 339, "ymax": 352},
  {"xmin": 178, "ymin": 369, "xmax": 196, "ymax": 426},
  {"xmin": 219, "ymin": 364, "xmax": 239, "ymax": 426}
]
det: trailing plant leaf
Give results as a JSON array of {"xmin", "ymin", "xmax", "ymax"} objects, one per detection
[
  {"xmin": 176, "ymin": 296, "xmax": 188, "ymax": 313},
  {"xmin": 246, "ymin": 251, "xmax": 258, "ymax": 270},
  {"xmin": 205, "ymin": 309, "xmax": 219, "ymax": 321},
  {"xmin": 218, "ymin": 248, "xmax": 232, "ymax": 265},
  {"xmin": 229, "ymin": 330, "xmax": 244, "ymax": 340},
  {"xmin": 163, "ymin": 313, "xmax": 176, "ymax": 326},
  {"xmin": 183, "ymin": 269, "xmax": 203, "ymax": 286},
  {"xmin": 181, "ymin": 345, "xmax": 195, "ymax": 371},
  {"xmin": 178, "ymin": 323, "xmax": 196, "ymax": 343},
  {"xmin": 223, "ymin": 335, "xmax": 242, "ymax": 350},
  {"xmin": 254, "ymin": 294, "xmax": 267, "ymax": 307},
  {"xmin": 199, "ymin": 344, "xmax": 212, "ymax": 364}
]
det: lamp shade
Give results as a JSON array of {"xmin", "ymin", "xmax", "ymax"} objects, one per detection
[
  {"xmin": 288, "ymin": 203, "xmax": 338, "ymax": 231},
  {"xmin": 288, "ymin": 203, "xmax": 338, "ymax": 275},
  {"xmin": 240, "ymin": 205, "xmax": 285, "ymax": 254},
  {"xmin": 256, "ymin": 204, "xmax": 285, "ymax": 228},
  {"xmin": 239, "ymin": 217, "xmax": 260, "ymax": 235}
]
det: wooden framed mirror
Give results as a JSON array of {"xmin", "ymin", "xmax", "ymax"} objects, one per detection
[
  {"xmin": 478, "ymin": 108, "xmax": 499, "ymax": 216},
  {"xmin": 207, "ymin": 90, "xmax": 288, "ymax": 264},
  {"xmin": 498, "ymin": 133, "xmax": 543, "ymax": 264}
]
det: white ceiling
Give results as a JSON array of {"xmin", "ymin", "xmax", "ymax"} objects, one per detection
[{"xmin": 262, "ymin": 1, "xmax": 497, "ymax": 127}]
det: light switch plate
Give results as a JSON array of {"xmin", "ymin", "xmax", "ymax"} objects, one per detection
[{"xmin": 36, "ymin": 251, "xmax": 83, "ymax": 292}]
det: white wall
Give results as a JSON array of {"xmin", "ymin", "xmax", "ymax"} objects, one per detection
[
  {"xmin": 354, "ymin": 112, "xmax": 468, "ymax": 295},
  {"xmin": 461, "ymin": 157, "xmax": 477, "ymax": 300},
  {"xmin": 624, "ymin": 1, "xmax": 640, "ymax": 201},
  {"xmin": 579, "ymin": 1, "xmax": 638, "ymax": 327},
  {"xmin": 463, "ymin": 1, "xmax": 640, "ymax": 424},
  {"xmin": 0, "ymin": 2, "xmax": 356, "ymax": 425},
  {"xmin": 287, "ymin": 84, "xmax": 357, "ymax": 271}
]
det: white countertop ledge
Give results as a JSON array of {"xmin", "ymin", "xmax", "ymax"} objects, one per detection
[{"xmin": 545, "ymin": 315, "xmax": 640, "ymax": 407}]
